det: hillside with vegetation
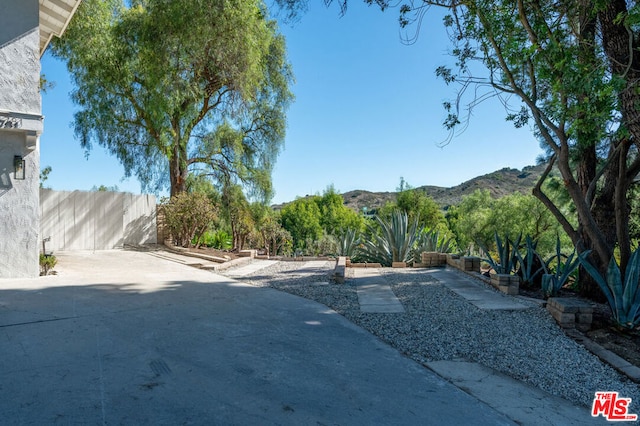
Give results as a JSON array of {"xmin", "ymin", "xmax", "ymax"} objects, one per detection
[{"xmin": 292, "ymin": 163, "xmax": 550, "ymax": 213}]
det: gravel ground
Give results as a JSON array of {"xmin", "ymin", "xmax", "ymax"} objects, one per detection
[{"xmin": 221, "ymin": 261, "xmax": 640, "ymax": 410}]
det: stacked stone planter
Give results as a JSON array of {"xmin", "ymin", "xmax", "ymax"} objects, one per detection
[
  {"xmin": 349, "ymin": 263, "xmax": 383, "ymax": 268},
  {"xmin": 490, "ymin": 274, "xmax": 520, "ymax": 295},
  {"xmin": 446, "ymin": 254, "xmax": 481, "ymax": 272},
  {"xmin": 546, "ymin": 297, "xmax": 593, "ymax": 331},
  {"xmin": 416, "ymin": 252, "xmax": 447, "ymax": 267}
]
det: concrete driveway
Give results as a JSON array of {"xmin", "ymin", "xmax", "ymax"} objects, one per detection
[{"xmin": 0, "ymin": 250, "xmax": 513, "ymax": 425}]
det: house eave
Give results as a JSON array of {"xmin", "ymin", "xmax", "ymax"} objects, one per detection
[{"xmin": 39, "ymin": 0, "xmax": 82, "ymax": 56}]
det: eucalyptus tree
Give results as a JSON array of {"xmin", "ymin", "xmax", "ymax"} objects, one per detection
[{"xmin": 53, "ymin": 0, "xmax": 293, "ymax": 198}]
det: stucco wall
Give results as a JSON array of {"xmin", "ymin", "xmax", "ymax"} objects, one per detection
[
  {"xmin": 0, "ymin": 134, "xmax": 40, "ymax": 278},
  {"xmin": 0, "ymin": 1, "xmax": 40, "ymax": 115},
  {"xmin": 0, "ymin": 0, "xmax": 41, "ymax": 278}
]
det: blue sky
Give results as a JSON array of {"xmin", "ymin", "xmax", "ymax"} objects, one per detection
[{"xmin": 40, "ymin": 1, "xmax": 544, "ymax": 204}]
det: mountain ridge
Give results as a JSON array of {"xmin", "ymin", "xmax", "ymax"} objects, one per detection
[{"xmin": 274, "ymin": 163, "xmax": 550, "ymax": 211}]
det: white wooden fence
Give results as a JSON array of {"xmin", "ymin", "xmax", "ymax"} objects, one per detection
[{"xmin": 40, "ymin": 189, "xmax": 157, "ymax": 251}]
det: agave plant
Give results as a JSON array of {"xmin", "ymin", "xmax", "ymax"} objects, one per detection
[
  {"xmin": 337, "ymin": 228, "xmax": 360, "ymax": 257},
  {"xmin": 479, "ymin": 232, "xmax": 521, "ymax": 275},
  {"xmin": 541, "ymin": 237, "xmax": 589, "ymax": 298},
  {"xmin": 514, "ymin": 235, "xmax": 546, "ymax": 288},
  {"xmin": 579, "ymin": 248, "xmax": 640, "ymax": 330},
  {"xmin": 412, "ymin": 228, "xmax": 454, "ymax": 262},
  {"xmin": 357, "ymin": 210, "xmax": 419, "ymax": 267}
]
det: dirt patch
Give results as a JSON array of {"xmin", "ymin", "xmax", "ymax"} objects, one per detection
[{"xmin": 586, "ymin": 304, "xmax": 640, "ymax": 368}]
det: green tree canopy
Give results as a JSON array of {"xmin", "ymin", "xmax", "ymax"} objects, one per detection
[
  {"xmin": 221, "ymin": 183, "xmax": 256, "ymax": 251},
  {"xmin": 39, "ymin": 166, "xmax": 52, "ymax": 189},
  {"xmin": 279, "ymin": 197, "xmax": 323, "ymax": 251},
  {"xmin": 412, "ymin": 0, "xmax": 640, "ymax": 298},
  {"xmin": 380, "ymin": 178, "xmax": 445, "ymax": 231},
  {"xmin": 447, "ymin": 189, "xmax": 494, "ymax": 251},
  {"xmin": 279, "ymin": 188, "xmax": 365, "ymax": 252},
  {"xmin": 315, "ymin": 186, "xmax": 364, "ymax": 235},
  {"xmin": 91, "ymin": 184, "xmax": 120, "ymax": 192},
  {"xmin": 275, "ymin": 0, "xmax": 640, "ymax": 297},
  {"xmin": 451, "ymin": 189, "xmax": 570, "ymax": 256},
  {"xmin": 53, "ymin": 0, "xmax": 293, "ymax": 199}
]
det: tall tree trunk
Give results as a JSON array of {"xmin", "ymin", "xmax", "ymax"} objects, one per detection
[
  {"xmin": 576, "ymin": 146, "xmax": 607, "ymax": 299},
  {"xmin": 169, "ymin": 142, "xmax": 188, "ymax": 197},
  {"xmin": 613, "ymin": 141, "xmax": 632, "ymax": 274},
  {"xmin": 598, "ymin": 0, "xmax": 640, "ymax": 277},
  {"xmin": 572, "ymin": 4, "xmax": 614, "ymax": 300},
  {"xmin": 586, "ymin": 165, "xmax": 617, "ymax": 301},
  {"xmin": 599, "ymin": 0, "xmax": 640, "ymax": 145}
]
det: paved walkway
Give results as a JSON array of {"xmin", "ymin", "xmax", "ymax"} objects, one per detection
[
  {"xmin": 147, "ymin": 250, "xmax": 217, "ymax": 268},
  {"xmin": 4, "ymin": 251, "xmax": 608, "ymax": 425},
  {"xmin": 348, "ymin": 265, "xmax": 605, "ymax": 425},
  {"xmin": 427, "ymin": 360, "xmax": 605, "ymax": 425},
  {"xmin": 431, "ymin": 269, "xmax": 529, "ymax": 310},
  {"xmin": 352, "ymin": 267, "xmax": 528, "ymax": 313},
  {"xmin": 0, "ymin": 251, "xmax": 515, "ymax": 425},
  {"xmin": 352, "ymin": 268, "xmax": 405, "ymax": 313}
]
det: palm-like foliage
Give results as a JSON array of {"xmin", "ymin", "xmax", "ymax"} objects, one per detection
[{"xmin": 358, "ymin": 210, "xmax": 419, "ymax": 267}]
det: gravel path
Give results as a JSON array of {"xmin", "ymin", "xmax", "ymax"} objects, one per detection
[{"xmin": 220, "ymin": 261, "xmax": 639, "ymax": 410}]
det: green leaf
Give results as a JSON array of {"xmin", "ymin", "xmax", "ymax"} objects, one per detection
[
  {"xmin": 606, "ymin": 256, "xmax": 624, "ymax": 317},
  {"xmin": 622, "ymin": 249, "xmax": 640, "ymax": 323},
  {"xmin": 579, "ymin": 253, "xmax": 614, "ymax": 312}
]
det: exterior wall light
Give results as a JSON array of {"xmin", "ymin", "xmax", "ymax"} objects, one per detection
[{"xmin": 14, "ymin": 155, "xmax": 25, "ymax": 180}]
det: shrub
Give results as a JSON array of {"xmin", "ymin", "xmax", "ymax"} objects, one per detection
[
  {"xmin": 196, "ymin": 230, "xmax": 232, "ymax": 250},
  {"xmin": 161, "ymin": 192, "xmax": 217, "ymax": 248},
  {"xmin": 261, "ymin": 221, "xmax": 292, "ymax": 256},
  {"xmin": 280, "ymin": 197, "xmax": 323, "ymax": 251},
  {"xmin": 305, "ymin": 233, "xmax": 338, "ymax": 256},
  {"xmin": 39, "ymin": 254, "xmax": 57, "ymax": 276}
]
